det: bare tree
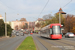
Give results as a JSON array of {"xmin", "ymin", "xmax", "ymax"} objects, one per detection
[
  {"xmin": 43, "ymin": 14, "xmax": 52, "ymax": 20},
  {"xmin": 64, "ymin": 14, "xmax": 75, "ymax": 32}
]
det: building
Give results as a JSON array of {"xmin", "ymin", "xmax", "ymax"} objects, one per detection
[
  {"xmin": 34, "ymin": 18, "xmax": 44, "ymax": 31},
  {"xmin": 35, "ymin": 18, "xmax": 44, "ymax": 24},
  {"xmin": 11, "ymin": 18, "xmax": 29, "ymax": 30},
  {"xmin": 0, "ymin": 14, "xmax": 3, "ymax": 19},
  {"xmin": 11, "ymin": 20, "xmax": 22, "ymax": 30},
  {"xmin": 57, "ymin": 8, "xmax": 66, "ymax": 18},
  {"xmin": 29, "ymin": 22, "xmax": 35, "ymax": 31}
]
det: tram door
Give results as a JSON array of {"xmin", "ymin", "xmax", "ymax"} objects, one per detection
[{"xmin": 50, "ymin": 28, "xmax": 52, "ymax": 38}]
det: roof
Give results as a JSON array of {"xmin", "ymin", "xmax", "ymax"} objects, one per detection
[
  {"xmin": 57, "ymin": 11, "xmax": 66, "ymax": 14},
  {"xmin": 37, "ymin": 18, "xmax": 44, "ymax": 21},
  {"xmin": 57, "ymin": 8, "xmax": 66, "ymax": 14},
  {"xmin": 20, "ymin": 18, "xmax": 27, "ymax": 21},
  {"xmin": 59, "ymin": 8, "xmax": 62, "ymax": 11}
]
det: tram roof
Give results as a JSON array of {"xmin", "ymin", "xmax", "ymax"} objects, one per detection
[
  {"xmin": 41, "ymin": 23, "xmax": 61, "ymax": 30},
  {"xmin": 41, "ymin": 24, "xmax": 50, "ymax": 30}
]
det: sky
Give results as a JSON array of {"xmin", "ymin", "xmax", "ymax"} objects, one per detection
[{"xmin": 0, "ymin": 0, "xmax": 75, "ymax": 22}]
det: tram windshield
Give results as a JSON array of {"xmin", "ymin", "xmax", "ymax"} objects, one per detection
[{"xmin": 52, "ymin": 26, "xmax": 61, "ymax": 34}]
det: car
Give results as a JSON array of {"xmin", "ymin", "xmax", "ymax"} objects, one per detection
[
  {"xmin": 65, "ymin": 32, "xmax": 74, "ymax": 38},
  {"xmin": 16, "ymin": 32, "xmax": 19, "ymax": 36},
  {"xmin": 20, "ymin": 32, "xmax": 24, "ymax": 36}
]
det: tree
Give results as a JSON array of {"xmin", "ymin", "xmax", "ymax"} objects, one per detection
[
  {"xmin": 54, "ymin": 13, "xmax": 65, "ymax": 25},
  {"xmin": 0, "ymin": 19, "xmax": 5, "ymax": 36},
  {"xmin": 25, "ymin": 23, "xmax": 28, "ymax": 29},
  {"xmin": 35, "ymin": 23, "xmax": 41, "ymax": 28},
  {"xmin": 0, "ymin": 19, "xmax": 12, "ymax": 36},
  {"xmin": 43, "ymin": 14, "xmax": 52, "ymax": 20},
  {"xmin": 64, "ymin": 14, "xmax": 75, "ymax": 33},
  {"xmin": 15, "ymin": 25, "xmax": 18, "ymax": 30},
  {"xmin": 7, "ymin": 24, "xmax": 12, "ymax": 36}
]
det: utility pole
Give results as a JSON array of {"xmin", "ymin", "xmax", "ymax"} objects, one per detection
[
  {"xmin": 5, "ymin": 12, "xmax": 7, "ymax": 37},
  {"xmin": 59, "ymin": 13, "xmax": 61, "ymax": 24}
]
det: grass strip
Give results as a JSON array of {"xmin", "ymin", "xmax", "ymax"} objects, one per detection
[{"xmin": 17, "ymin": 36, "xmax": 36, "ymax": 50}]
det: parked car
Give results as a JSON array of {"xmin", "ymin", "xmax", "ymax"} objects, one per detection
[{"xmin": 65, "ymin": 32, "xmax": 74, "ymax": 38}]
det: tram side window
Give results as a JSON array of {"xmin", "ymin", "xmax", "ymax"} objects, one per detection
[{"xmin": 50, "ymin": 28, "xmax": 52, "ymax": 34}]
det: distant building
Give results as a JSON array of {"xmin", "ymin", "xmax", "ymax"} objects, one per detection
[
  {"xmin": 34, "ymin": 18, "xmax": 44, "ymax": 31},
  {"xmin": 11, "ymin": 20, "xmax": 22, "ymax": 30},
  {"xmin": 20, "ymin": 18, "xmax": 27, "ymax": 21},
  {"xmin": 57, "ymin": 8, "xmax": 66, "ymax": 18},
  {"xmin": 11, "ymin": 18, "xmax": 29, "ymax": 30},
  {"xmin": 29, "ymin": 22, "xmax": 35, "ymax": 31},
  {"xmin": 35, "ymin": 18, "xmax": 44, "ymax": 24},
  {"xmin": 0, "ymin": 14, "xmax": 3, "ymax": 19}
]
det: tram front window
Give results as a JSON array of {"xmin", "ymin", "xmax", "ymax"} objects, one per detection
[{"xmin": 52, "ymin": 26, "xmax": 61, "ymax": 34}]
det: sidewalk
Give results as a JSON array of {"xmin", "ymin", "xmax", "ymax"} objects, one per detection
[{"xmin": 0, "ymin": 36, "xmax": 9, "ymax": 39}]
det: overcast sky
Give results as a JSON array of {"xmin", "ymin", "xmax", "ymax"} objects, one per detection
[{"xmin": 0, "ymin": 0, "xmax": 75, "ymax": 22}]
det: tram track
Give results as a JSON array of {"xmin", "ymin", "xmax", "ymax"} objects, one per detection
[
  {"xmin": 39, "ymin": 36, "xmax": 75, "ymax": 50},
  {"xmin": 39, "ymin": 36, "xmax": 65, "ymax": 50},
  {"xmin": 32, "ymin": 34, "xmax": 75, "ymax": 50},
  {"xmin": 54, "ymin": 39, "xmax": 75, "ymax": 47},
  {"xmin": 62, "ymin": 38, "xmax": 75, "ymax": 42},
  {"xmin": 36, "ymin": 36, "xmax": 62, "ymax": 50},
  {"xmin": 32, "ymin": 35, "xmax": 48, "ymax": 50}
]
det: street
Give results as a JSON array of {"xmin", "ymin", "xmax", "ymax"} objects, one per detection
[
  {"xmin": 32, "ymin": 34, "xmax": 75, "ymax": 50},
  {"xmin": 0, "ymin": 35, "xmax": 26, "ymax": 50},
  {"xmin": 0, "ymin": 34, "xmax": 75, "ymax": 50}
]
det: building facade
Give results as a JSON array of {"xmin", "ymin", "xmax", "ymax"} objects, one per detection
[
  {"xmin": 57, "ymin": 8, "xmax": 66, "ymax": 18},
  {"xmin": 0, "ymin": 14, "xmax": 3, "ymax": 19}
]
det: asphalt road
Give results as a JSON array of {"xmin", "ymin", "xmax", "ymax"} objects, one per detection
[
  {"xmin": 32, "ymin": 34, "xmax": 75, "ymax": 50},
  {"xmin": 0, "ymin": 34, "xmax": 75, "ymax": 50},
  {"xmin": 0, "ymin": 35, "xmax": 26, "ymax": 50}
]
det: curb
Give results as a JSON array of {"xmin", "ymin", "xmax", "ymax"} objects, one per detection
[
  {"xmin": 0, "ymin": 36, "xmax": 9, "ymax": 39},
  {"xmin": 32, "ymin": 36, "xmax": 39, "ymax": 50},
  {"xmin": 15, "ymin": 36, "xmax": 27, "ymax": 50}
]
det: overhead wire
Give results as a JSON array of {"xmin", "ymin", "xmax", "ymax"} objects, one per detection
[
  {"xmin": 36, "ymin": 0, "xmax": 49, "ymax": 20},
  {"xmin": 0, "ymin": 0, "xmax": 23, "ymax": 15},
  {"xmin": 62, "ymin": 0, "xmax": 72, "ymax": 8}
]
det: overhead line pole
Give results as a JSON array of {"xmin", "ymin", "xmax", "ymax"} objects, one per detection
[
  {"xmin": 59, "ymin": 0, "xmax": 72, "ymax": 24},
  {"xmin": 59, "ymin": 13, "xmax": 61, "ymax": 24},
  {"xmin": 5, "ymin": 12, "xmax": 7, "ymax": 37}
]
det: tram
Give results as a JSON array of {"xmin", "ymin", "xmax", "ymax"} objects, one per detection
[{"xmin": 40, "ymin": 23, "xmax": 62, "ymax": 39}]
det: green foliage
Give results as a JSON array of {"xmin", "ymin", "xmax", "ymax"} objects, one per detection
[
  {"xmin": 0, "ymin": 19, "xmax": 5, "ymax": 36},
  {"xmin": 7, "ymin": 24, "xmax": 12, "ymax": 36},
  {"xmin": 41, "ymin": 13, "xmax": 65, "ymax": 28},
  {"xmin": 17, "ymin": 36, "xmax": 36, "ymax": 50},
  {"xmin": 0, "ymin": 19, "xmax": 12, "ymax": 36}
]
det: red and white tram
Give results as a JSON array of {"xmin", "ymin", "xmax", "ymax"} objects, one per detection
[{"xmin": 40, "ymin": 23, "xmax": 62, "ymax": 39}]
